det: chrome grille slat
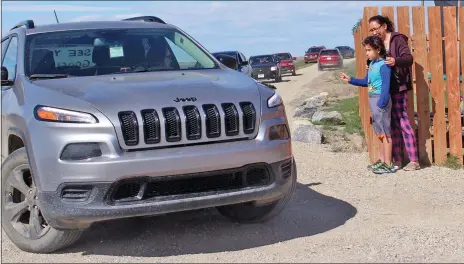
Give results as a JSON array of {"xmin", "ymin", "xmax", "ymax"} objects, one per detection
[
  {"xmin": 141, "ymin": 109, "xmax": 161, "ymax": 144},
  {"xmin": 221, "ymin": 103, "xmax": 239, "ymax": 136},
  {"xmin": 183, "ymin": 105, "xmax": 201, "ymax": 140},
  {"xmin": 239, "ymin": 102, "xmax": 256, "ymax": 134},
  {"xmin": 162, "ymin": 107, "xmax": 182, "ymax": 142},
  {"xmin": 118, "ymin": 111, "xmax": 139, "ymax": 146},
  {"xmin": 203, "ymin": 104, "xmax": 221, "ymax": 138}
]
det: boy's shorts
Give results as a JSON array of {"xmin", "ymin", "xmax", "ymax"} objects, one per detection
[{"xmin": 369, "ymin": 94, "xmax": 392, "ymax": 138}]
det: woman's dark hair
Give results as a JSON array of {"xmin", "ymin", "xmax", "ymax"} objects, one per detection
[
  {"xmin": 362, "ymin": 35, "xmax": 387, "ymax": 58},
  {"xmin": 368, "ymin": 15, "xmax": 395, "ymax": 32}
]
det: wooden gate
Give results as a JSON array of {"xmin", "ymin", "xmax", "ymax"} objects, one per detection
[{"xmin": 353, "ymin": 6, "xmax": 464, "ymax": 167}]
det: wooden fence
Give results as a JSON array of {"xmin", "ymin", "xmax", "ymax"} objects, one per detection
[{"xmin": 353, "ymin": 6, "xmax": 464, "ymax": 167}]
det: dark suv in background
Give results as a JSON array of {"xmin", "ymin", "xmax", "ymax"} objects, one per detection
[
  {"xmin": 212, "ymin": 50, "xmax": 252, "ymax": 77},
  {"xmin": 249, "ymin": 54, "xmax": 282, "ymax": 82},
  {"xmin": 335, "ymin": 46, "xmax": 355, "ymax": 59}
]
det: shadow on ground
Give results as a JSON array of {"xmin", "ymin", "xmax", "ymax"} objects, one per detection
[{"xmin": 58, "ymin": 183, "xmax": 357, "ymax": 257}]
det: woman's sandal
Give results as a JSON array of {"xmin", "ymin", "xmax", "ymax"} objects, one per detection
[{"xmin": 403, "ymin": 162, "xmax": 420, "ymax": 171}]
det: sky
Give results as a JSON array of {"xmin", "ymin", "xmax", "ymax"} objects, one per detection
[{"xmin": 1, "ymin": 1, "xmax": 437, "ymax": 57}]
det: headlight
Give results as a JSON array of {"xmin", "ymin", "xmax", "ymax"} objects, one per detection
[
  {"xmin": 271, "ymin": 66, "xmax": 277, "ymax": 71},
  {"xmin": 267, "ymin": 92, "xmax": 283, "ymax": 108},
  {"xmin": 289, "ymin": 62, "xmax": 294, "ymax": 65},
  {"xmin": 34, "ymin": 105, "xmax": 98, "ymax": 123}
]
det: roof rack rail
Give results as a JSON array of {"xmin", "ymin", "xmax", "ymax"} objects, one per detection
[
  {"xmin": 122, "ymin": 16, "xmax": 166, "ymax": 24},
  {"xmin": 11, "ymin": 20, "xmax": 35, "ymax": 30}
]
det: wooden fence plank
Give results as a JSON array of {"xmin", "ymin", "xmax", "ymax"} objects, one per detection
[
  {"xmin": 412, "ymin": 6, "xmax": 433, "ymax": 166},
  {"xmin": 460, "ymin": 7, "xmax": 464, "ymax": 113},
  {"xmin": 397, "ymin": 6, "xmax": 416, "ymax": 131},
  {"xmin": 363, "ymin": 6, "xmax": 380, "ymax": 163},
  {"xmin": 428, "ymin": 6, "xmax": 448, "ymax": 165},
  {"xmin": 382, "ymin": 6, "xmax": 395, "ymax": 23},
  {"xmin": 443, "ymin": 6, "xmax": 463, "ymax": 164}
]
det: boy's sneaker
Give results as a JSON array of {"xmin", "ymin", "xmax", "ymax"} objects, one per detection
[
  {"xmin": 373, "ymin": 163, "xmax": 399, "ymax": 174},
  {"xmin": 367, "ymin": 159, "xmax": 383, "ymax": 170}
]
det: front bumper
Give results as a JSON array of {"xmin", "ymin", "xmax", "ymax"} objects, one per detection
[
  {"xmin": 281, "ymin": 65, "xmax": 295, "ymax": 73},
  {"xmin": 319, "ymin": 61, "xmax": 343, "ymax": 67},
  {"xmin": 252, "ymin": 70, "xmax": 278, "ymax": 80},
  {"xmin": 38, "ymin": 158, "xmax": 295, "ymax": 230}
]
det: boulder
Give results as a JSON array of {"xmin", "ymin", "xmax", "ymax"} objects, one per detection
[
  {"xmin": 292, "ymin": 120, "xmax": 324, "ymax": 144},
  {"xmin": 301, "ymin": 93, "xmax": 329, "ymax": 108},
  {"xmin": 312, "ymin": 110, "xmax": 344, "ymax": 125},
  {"xmin": 293, "ymin": 106, "xmax": 317, "ymax": 119}
]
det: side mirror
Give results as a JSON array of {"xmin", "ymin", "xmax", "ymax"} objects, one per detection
[
  {"xmin": 214, "ymin": 54, "xmax": 238, "ymax": 70},
  {"xmin": 292, "ymin": 57, "xmax": 296, "ymax": 60},
  {"xmin": 1, "ymin": 66, "xmax": 8, "ymax": 81},
  {"xmin": 241, "ymin": 60, "xmax": 249, "ymax": 66}
]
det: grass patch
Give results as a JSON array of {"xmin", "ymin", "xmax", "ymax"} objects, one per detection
[
  {"xmin": 330, "ymin": 61, "xmax": 357, "ymax": 84},
  {"xmin": 328, "ymin": 96, "xmax": 364, "ymax": 137},
  {"xmin": 442, "ymin": 155, "xmax": 463, "ymax": 170},
  {"xmin": 294, "ymin": 59, "xmax": 313, "ymax": 70}
]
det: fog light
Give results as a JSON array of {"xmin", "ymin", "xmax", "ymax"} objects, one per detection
[
  {"xmin": 60, "ymin": 143, "xmax": 102, "ymax": 160},
  {"xmin": 269, "ymin": 124, "xmax": 290, "ymax": 140}
]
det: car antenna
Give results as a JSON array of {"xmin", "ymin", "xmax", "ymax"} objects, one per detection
[{"xmin": 54, "ymin": 10, "xmax": 60, "ymax": 23}]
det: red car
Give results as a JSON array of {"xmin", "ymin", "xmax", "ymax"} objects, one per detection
[
  {"xmin": 304, "ymin": 46, "xmax": 325, "ymax": 63},
  {"xmin": 274, "ymin": 52, "xmax": 297, "ymax": 76},
  {"xmin": 317, "ymin": 48, "xmax": 343, "ymax": 71}
]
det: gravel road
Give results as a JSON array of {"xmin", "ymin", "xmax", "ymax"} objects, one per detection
[{"xmin": 2, "ymin": 60, "xmax": 464, "ymax": 263}]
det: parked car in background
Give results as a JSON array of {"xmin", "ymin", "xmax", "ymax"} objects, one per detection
[
  {"xmin": 304, "ymin": 46, "xmax": 325, "ymax": 63},
  {"xmin": 317, "ymin": 48, "xmax": 343, "ymax": 71},
  {"xmin": 274, "ymin": 52, "xmax": 296, "ymax": 76},
  {"xmin": 250, "ymin": 54, "xmax": 282, "ymax": 82},
  {"xmin": 335, "ymin": 46, "xmax": 355, "ymax": 59},
  {"xmin": 212, "ymin": 50, "xmax": 252, "ymax": 77},
  {"xmin": 273, "ymin": 52, "xmax": 297, "ymax": 76}
]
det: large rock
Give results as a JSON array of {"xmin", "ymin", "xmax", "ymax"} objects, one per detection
[
  {"xmin": 312, "ymin": 110, "xmax": 344, "ymax": 125},
  {"xmin": 292, "ymin": 120, "xmax": 324, "ymax": 144},
  {"xmin": 293, "ymin": 106, "xmax": 317, "ymax": 119},
  {"xmin": 301, "ymin": 93, "xmax": 329, "ymax": 108}
]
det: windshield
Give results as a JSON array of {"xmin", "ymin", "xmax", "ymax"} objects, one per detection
[
  {"xmin": 306, "ymin": 48, "xmax": 322, "ymax": 53},
  {"xmin": 212, "ymin": 51, "xmax": 237, "ymax": 58},
  {"xmin": 24, "ymin": 28, "xmax": 218, "ymax": 77},
  {"xmin": 320, "ymin": 50, "xmax": 339, "ymax": 55},
  {"xmin": 275, "ymin": 53, "xmax": 291, "ymax": 60},
  {"xmin": 249, "ymin": 55, "xmax": 274, "ymax": 65}
]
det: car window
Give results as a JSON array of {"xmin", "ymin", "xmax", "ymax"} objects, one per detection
[
  {"xmin": 320, "ymin": 50, "xmax": 339, "ymax": 55},
  {"xmin": 307, "ymin": 48, "xmax": 322, "ymax": 53},
  {"xmin": 239, "ymin": 53, "xmax": 247, "ymax": 62},
  {"xmin": 275, "ymin": 53, "xmax": 291, "ymax": 60},
  {"xmin": 24, "ymin": 28, "xmax": 218, "ymax": 77},
  {"xmin": 249, "ymin": 55, "xmax": 274, "ymax": 65},
  {"xmin": 2, "ymin": 37, "xmax": 11, "ymax": 62},
  {"xmin": 2, "ymin": 36, "xmax": 18, "ymax": 81}
]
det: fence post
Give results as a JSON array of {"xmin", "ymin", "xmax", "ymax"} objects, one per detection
[
  {"xmin": 443, "ymin": 6, "xmax": 464, "ymax": 164},
  {"xmin": 412, "ymin": 6, "xmax": 433, "ymax": 166}
]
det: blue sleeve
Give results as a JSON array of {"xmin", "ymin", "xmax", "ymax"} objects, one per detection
[
  {"xmin": 377, "ymin": 64, "xmax": 391, "ymax": 109},
  {"xmin": 348, "ymin": 72, "xmax": 368, "ymax": 87}
]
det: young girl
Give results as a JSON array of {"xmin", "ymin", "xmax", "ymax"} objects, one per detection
[{"xmin": 339, "ymin": 35, "xmax": 397, "ymax": 174}]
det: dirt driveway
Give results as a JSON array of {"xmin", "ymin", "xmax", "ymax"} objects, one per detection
[{"xmin": 2, "ymin": 60, "xmax": 464, "ymax": 263}]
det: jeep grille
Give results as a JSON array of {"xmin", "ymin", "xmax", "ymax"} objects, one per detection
[{"xmin": 118, "ymin": 102, "xmax": 257, "ymax": 148}]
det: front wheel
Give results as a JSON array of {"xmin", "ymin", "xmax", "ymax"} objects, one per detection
[
  {"xmin": 216, "ymin": 158, "xmax": 297, "ymax": 223},
  {"xmin": 292, "ymin": 69, "xmax": 297, "ymax": 76},
  {"xmin": 1, "ymin": 148, "xmax": 84, "ymax": 253}
]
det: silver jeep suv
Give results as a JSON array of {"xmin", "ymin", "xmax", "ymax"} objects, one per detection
[{"xmin": 1, "ymin": 16, "xmax": 296, "ymax": 253}]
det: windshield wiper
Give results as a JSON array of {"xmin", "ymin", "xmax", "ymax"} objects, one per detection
[{"xmin": 29, "ymin": 74, "xmax": 70, "ymax": 80}]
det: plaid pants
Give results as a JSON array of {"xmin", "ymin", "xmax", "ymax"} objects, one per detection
[{"xmin": 391, "ymin": 92, "xmax": 419, "ymax": 163}]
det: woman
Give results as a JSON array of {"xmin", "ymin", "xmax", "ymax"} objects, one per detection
[{"xmin": 368, "ymin": 15, "xmax": 420, "ymax": 171}]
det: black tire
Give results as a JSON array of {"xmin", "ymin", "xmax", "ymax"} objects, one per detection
[
  {"xmin": 292, "ymin": 70, "xmax": 296, "ymax": 76},
  {"xmin": 216, "ymin": 158, "xmax": 297, "ymax": 223},
  {"xmin": 318, "ymin": 65, "xmax": 323, "ymax": 71},
  {"xmin": 1, "ymin": 148, "xmax": 84, "ymax": 253}
]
